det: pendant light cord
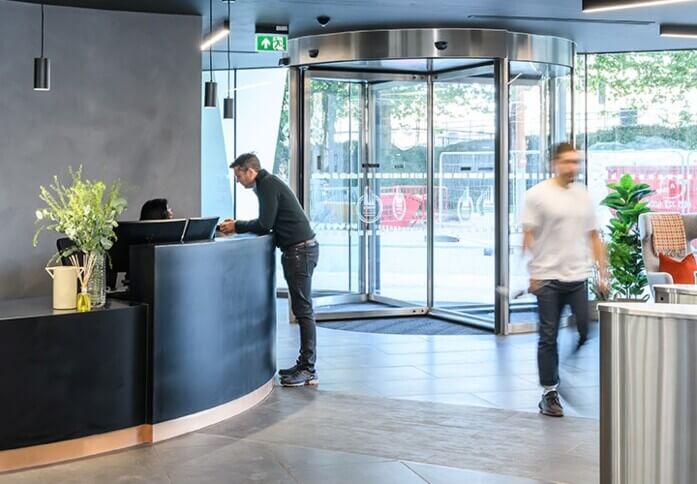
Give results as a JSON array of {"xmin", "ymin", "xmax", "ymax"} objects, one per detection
[
  {"xmin": 227, "ymin": 0, "xmax": 231, "ymax": 96},
  {"xmin": 40, "ymin": 4, "xmax": 45, "ymax": 58},
  {"xmin": 208, "ymin": 0, "xmax": 213, "ymax": 82}
]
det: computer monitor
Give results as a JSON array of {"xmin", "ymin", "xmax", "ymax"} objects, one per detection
[
  {"xmin": 107, "ymin": 219, "xmax": 187, "ymax": 289},
  {"xmin": 183, "ymin": 217, "xmax": 219, "ymax": 242}
]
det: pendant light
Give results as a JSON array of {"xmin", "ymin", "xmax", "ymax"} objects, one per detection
[
  {"xmin": 203, "ymin": 0, "xmax": 217, "ymax": 108},
  {"xmin": 34, "ymin": 4, "xmax": 50, "ymax": 91},
  {"xmin": 223, "ymin": 0, "xmax": 234, "ymax": 119}
]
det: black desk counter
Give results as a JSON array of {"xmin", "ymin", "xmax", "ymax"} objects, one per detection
[
  {"xmin": 0, "ymin": 299, "xmax": 147, "ymax": 452},
  {"xmin": 130, "ymin": 234, "xmax": 277, "ymax": 435},
  {"xmin": 0, "ymin": 235, "xmax": 276, "ymax": 472}
]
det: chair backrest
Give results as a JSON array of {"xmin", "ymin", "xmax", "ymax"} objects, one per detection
[{"xmin": 639, "ymin": 213, "xmax": 692, "ymax": 273}]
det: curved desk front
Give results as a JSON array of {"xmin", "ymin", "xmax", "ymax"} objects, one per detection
[{"xmin": 0, "ymin": 234, "xmax": 276, "ymax": 472}]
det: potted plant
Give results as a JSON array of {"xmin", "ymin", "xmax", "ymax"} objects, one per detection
[
  {"xmin": 600, "ymin": 173, "xmax": 653, "ymax": 301},
  {"xmin": 33, "ymin": 167, "xmax": 127, "ymax": 311}
]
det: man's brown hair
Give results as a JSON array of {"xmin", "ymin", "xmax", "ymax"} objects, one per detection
[{"xmin": 553, "ymin": 142, "xmax": 576, "ymax": 159}]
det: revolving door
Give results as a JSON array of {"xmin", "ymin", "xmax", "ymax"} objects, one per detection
[{"xmin": 287, "ymin": 29, "xmax": 575, "ymax": 334}]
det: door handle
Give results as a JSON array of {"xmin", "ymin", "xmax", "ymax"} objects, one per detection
[{"xmin": 362, "ymin": 163, "xmax": 380, "ymax": 168}]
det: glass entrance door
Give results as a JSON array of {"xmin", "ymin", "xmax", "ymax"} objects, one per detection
[
  {"xmin": 304, "ymin": 77, "xmax": 364, "ymax": 304},
  {"xmin": 299, "ymin": 61, "xmax": 572, "ymax": 331},
  {"xmin": 430, "ymin": 64, "xmax": 497, "ymax": 327},
  {"xmin": 304, "ymin": 72, "xmax": 429, "ymax": 319},
  {"xmin": 368, "ymin": 80, "xmax": 428, "ymax": 306}
]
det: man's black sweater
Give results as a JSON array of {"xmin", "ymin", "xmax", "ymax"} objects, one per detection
[{"xmin": 235, "ymin": 169, "xmax": 315, "ymax": 249}]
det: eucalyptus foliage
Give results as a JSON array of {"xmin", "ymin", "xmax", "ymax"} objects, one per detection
[{"xmin": 33, "ymin": 166, "xmax": 127, "ymax": 265}]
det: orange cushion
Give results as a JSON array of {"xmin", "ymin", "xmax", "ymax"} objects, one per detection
[{"xmin": 659, "ymin": 253, "xmax": 697, "ymax": 284}]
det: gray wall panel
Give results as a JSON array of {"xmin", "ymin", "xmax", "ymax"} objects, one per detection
[{"xmin": 0, "ymin": 0, "xmax": 201, "ymax": 299}]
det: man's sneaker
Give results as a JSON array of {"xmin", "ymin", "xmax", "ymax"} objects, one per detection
[
  {"xmin": 280, "ymin": 369, "xmax": 319, "ymax": 387},
  {"xmin": 539, "ymin": 391, "xmax": 564, "ymax": 417},
  {"xmin": 278, "ymin": 364, "xmax": 299, "ymax": 377}
]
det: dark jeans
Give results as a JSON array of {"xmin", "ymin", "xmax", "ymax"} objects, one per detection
[
  {"xmin": 281, "ymin": 243, "xmax": 319, "ymax": 371},
  {"xmin": 534, "ymin": 279, "xmax": 588, "ymax": 387}
]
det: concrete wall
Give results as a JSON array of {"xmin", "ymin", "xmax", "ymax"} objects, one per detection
[{"xmin": 0, "ymin": 0, "xmax": 201, "ymax": 299}]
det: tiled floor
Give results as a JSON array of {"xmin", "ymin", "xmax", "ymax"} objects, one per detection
[
  {"xmin": 1, "ymin": 299, "xmax": 601, "ymax": 483},
  {"xmin": 286, "ymin": 300, "xmax": 600, "ymax": 419}
]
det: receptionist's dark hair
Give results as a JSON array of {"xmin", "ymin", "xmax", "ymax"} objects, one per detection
[
  {"xmin": 140, "ymin": 198, "xmax": 170, "ymax": 220},
  {"xmin": 230, "ymin": 152, "xmax": 262, "ymax": 171}
]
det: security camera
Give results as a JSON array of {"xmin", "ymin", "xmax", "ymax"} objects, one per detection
[{"xmin": 317, "ymin": 15, "xmax": 330, "ymax": 27}]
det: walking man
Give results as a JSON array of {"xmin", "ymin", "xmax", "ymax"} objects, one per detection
[
  {"xmin": 218, "ymin": 153, "xmax": 320, "ymax": 387},
  {"xmin": 522, "ymin": 142, "xmax": 607, "ymax": 417}
]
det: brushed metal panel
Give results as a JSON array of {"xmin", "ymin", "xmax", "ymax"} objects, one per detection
[
  {"xmin": 600, "ymin": 303, "xmax": 697, "ymax": 484},
  {"xmin": 288, "ymin": 28, "xmax": 574, "ymax": 69}
]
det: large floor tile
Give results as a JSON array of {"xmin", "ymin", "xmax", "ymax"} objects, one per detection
[
  {"xmin": 405, "ymin": 461, "xmax": 550, "ymax": 484},
  {"xmin": 285, "ymin": 460, "xmax": 426, "ymax": 484}
]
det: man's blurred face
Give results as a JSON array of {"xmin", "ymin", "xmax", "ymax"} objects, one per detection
[
  {"xmin": 234, "ymin": 166, "xmax": 258, "ymax": 189},
  {"xmin": 554, "ymin": 150, "xmax": 580, "ymax": 185}
]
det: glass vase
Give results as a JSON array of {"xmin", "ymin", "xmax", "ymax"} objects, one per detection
[{"xmin": 87, "ymin": 252, "xmax": 106, "ymax": 308}]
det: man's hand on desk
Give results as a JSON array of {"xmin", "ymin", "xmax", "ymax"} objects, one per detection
[{"xmin": 218, "ymin": 219, "xmax": 236, "ymax": 235}]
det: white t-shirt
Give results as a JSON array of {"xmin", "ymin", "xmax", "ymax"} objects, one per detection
[{"xmin": 522, "ymin": 178, "xmax": 597, "ymax": 282}]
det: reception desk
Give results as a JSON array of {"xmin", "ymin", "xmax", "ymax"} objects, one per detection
[{"xmin": 0, "ymin": 234, "xmax": 276, "ymax": 472}]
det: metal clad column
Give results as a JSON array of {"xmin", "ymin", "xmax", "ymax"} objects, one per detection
[
  {"xmin": 288, "ymin": 67, "xmax": 303, "ymax": 202},
  {"xmin": 495, "ymin": 58, "xmax": 510, "ymax": 335}
]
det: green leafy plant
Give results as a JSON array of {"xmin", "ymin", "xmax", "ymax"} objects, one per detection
[
  {"xmin": 33, "ymin": 166, "xmax": 127, "ymax": 288},
  {"xmin": 601, "ymin": 174, "xmax": 653, "ymax": 300}
]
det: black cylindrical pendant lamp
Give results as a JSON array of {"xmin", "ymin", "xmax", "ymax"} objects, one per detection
[
  {"xmin": 34, "ymin": 57, "xmax": 50, "ymax": 91},
  {"xmin": 204, "ymin": 81, "xmax": 217, "ymax": 108},
  {"xmin": 203, "ymin": 0, "xmax": 217, "ymax": 108},
  {"xmin": 223, "ymin": 97, "xmax": 234, "ymax": 119},
  {"xmin": 34, "ymin": 4, "xmax": 50, "ymax": 91}
]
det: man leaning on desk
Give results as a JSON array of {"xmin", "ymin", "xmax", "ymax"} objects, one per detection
[{"xmin": 218, "ymin": 153, "xmax": 320, "ymax": 388}]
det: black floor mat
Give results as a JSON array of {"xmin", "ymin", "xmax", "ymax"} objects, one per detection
[{"xmin": 319, "ymin": 316, "xmax": 490, "ymax": 335}]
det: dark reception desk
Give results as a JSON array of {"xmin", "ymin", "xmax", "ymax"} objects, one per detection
[{"xmin": 0, "ymin": 235, "xmax": 276, "ymax": 472}]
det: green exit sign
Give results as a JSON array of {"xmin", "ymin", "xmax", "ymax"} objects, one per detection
[{"xmin": 255, "ymin": 34, "xmax": 287, "ymax": 52}]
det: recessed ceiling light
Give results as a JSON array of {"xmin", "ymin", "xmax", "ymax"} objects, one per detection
[
  {"xmin": 660, "ymin": 24, "xmax": 697, "ymax": 38},
  {"xmin": 583, "ymin": 0, "xmax": 695, "ymax": 13}
]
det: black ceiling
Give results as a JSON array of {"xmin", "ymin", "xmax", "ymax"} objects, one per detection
[{"xmin": 11, "ymin": 0, "xmax": 697, "ymax": 68}]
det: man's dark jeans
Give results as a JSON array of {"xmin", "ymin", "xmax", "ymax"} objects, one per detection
[
  {"xmin": 282, "ymin": 243, "xmax": 319, "ymax": 371},
  {"xmin": 534, "ymin": 279, "xmax": 588, "ymax": 387}
]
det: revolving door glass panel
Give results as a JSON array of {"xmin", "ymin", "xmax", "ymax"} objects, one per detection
[
  {"xmin": 305, "ymin": 73, "xmax": 429, "ymax": 315},
  {"xmin": 508, "ymin": 62, "xmax": 573, "ymax": 332},
  {"xmin": 369, "ymin": 81, "xmax": 428, "ymax": 306},
  {"xmin": 306, "ymin": 78, "xmax": 363, "ymax": 298},
  {"xmin": 432, "ymin": 64, "xmax": 497, "ymax": 324}
]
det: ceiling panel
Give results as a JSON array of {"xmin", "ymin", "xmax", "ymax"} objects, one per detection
[{"xmin": 12, "ymin": 0, "xmax": 697, "ymax": 68}]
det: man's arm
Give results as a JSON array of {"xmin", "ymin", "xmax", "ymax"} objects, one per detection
[
  {"xmin": 590, "ymin": 230, "xmax": 608, "ymax": 291},
  {"xmin": 235, "ymin": 187, "xmax": 280, "ymax": 234},
  {"xmin": 523, "ymin": 229, "xmax": 534, "ymax": 254}
]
